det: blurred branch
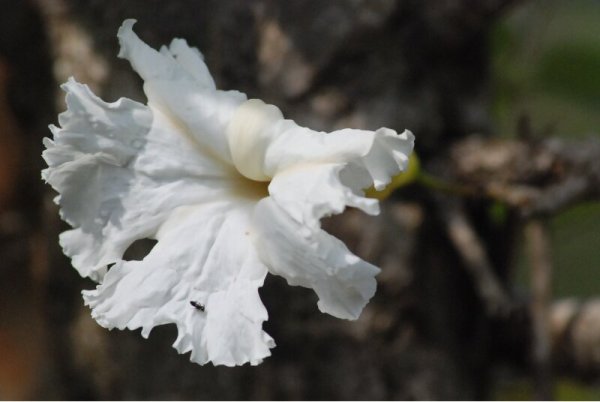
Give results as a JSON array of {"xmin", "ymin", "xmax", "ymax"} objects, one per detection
[
  {"xmin": 550, "ymin": 299, "xmax": 600, "ymax": 377},
  {"xmin": 422, "ymin": 133, "xmax": 600, "ymax": 387},
  {"xmin": 436, "ymin": 197, "xmax": 512, "ymax": 316},
  {"xmin": 421, "ymin": 133, "xmax": 599, "ymax": 320},
  {"xmin": 525, "ymin": 219, "xmax": 554, "ymax": 400},
  {"xmin": 449, "ymin": 136, "xmax": 600, "ymax": 217}
]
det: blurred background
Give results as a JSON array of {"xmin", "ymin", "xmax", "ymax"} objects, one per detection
[{"xmin": 0, "ymin": 0, "xmax": 598, "ymax": 399}]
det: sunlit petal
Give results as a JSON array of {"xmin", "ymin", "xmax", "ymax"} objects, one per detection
[
  {"xmin": 118, "ymin": 19, "xmax": 246, "ymax": 163},
  {"xmin": 253, "ymin": 198, "xmax": 379, "ymax": 320},
  {"xmin": 84, "ymin": 204, "xmax": 274, "ymax": 366}
]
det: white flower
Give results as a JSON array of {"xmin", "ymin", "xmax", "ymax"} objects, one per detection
[{"xmin": 42, "ymin": 19, "xmax": 414, "ymax": 366}]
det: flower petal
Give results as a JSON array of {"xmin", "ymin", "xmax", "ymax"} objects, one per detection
[
  {"xmin": 226, "ymin": 100, "xmax": 413, "ymax": 321},
  {"xmin": 83, "ymin": 203, "xmax": 275, "ymax": 366},
  {"xmin": 117, "ymin": 19, "xmax": 246, "ymax": 163},
  {"xmin": 265, "ymin": 125, "xmax": 414, "ymax": 191},
  {"xmin": 261, "ymin": 113, "xmax": 413, "ymax": 234},
  {"xmin": 43, "ymin": 78, "xmax": 233, "ymax": 280},
  {"xmin": 162, "ymin": 38, "xmax": 216, "ymax": 90},
  {"xmin": 225, "ymin": 98, "xmax": 414, "ymax": 190},
  {"xmin": 268, "ymin": 162, "xmax": 380, "ymax": 229},
  {"xmin": 253, "ymin": 197, "xmax": 380, "ymax": 320}
]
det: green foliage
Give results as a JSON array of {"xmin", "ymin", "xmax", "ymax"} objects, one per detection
[
  {"xmin": 491, "ymin": 0, "xmax": 600, "ymax": 138},
  {"xmin": 537, "ymin": 43, "xmax": 600, "ymax": 107},
  {"xmin": 551, "ymin": 202, "xmax": 600, "ymax": 298},
  {"xmin": 493, "ymin": 377, "xmax": 600, "ymax": 400},
  {"xmin": 488, "ymin": 201, "xmax": 509, "ymax": 227},
  {"xmin": 556, "ymin": 378, "xmax": 600, "ymax": 400}
]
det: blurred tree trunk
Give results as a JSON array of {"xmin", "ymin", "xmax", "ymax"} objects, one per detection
[
  {"xmin": 0, "ymin": 1, "xmax": 56, "ymax": 398},
  {"xmin": 35, "ymin": 0, "xmax": 524, "ymax": 399}
]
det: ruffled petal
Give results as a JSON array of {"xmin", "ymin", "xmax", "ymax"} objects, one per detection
[
  {"xmin": 162, "ymin": 39, "xmax": 216, "ymax": 90},
  {"xmin": 265, "ymin": 125, "xmax": 414, "ymax": 191},
  {"xmin": 83, "ymin": 203, "xmax": 275, "ymax": 366},
  {"xmin": 253, "ymin": 198, "xmax": 379, "ymax": 320},
  {"xmin": 261, "ymin": 114, "xmax": 413, "ymax": 237},
  {"xmin": 225, "ymin": 98, "xmax": 414, "ymax": 190},
  {"xmin": 225, "ymin": 99, "xmax": 413, "ymax": 322},
  {"xmin": 42, "ymin": 78, "xmax": 233, "ymax": 280},
  {"xmin": 268, "ymin": 162, "xmax": 379, "ymax": 230},
  {"xmin": 117, "ymin": 19, "xmax": 246, "ymax": 163}
]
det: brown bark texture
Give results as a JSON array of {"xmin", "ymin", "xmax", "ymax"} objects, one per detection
[{"xmin": 0, "ymin": 0, "xmax": 598, "ymax": 399}]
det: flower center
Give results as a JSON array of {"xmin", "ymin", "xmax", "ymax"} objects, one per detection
[
  {"xmin": 226, "ymin": 99, "xmax": 283, "ymax": 182},
  {"xmin": 230, "ymin": 175, "xmax": 270, "ymax": 200}
]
